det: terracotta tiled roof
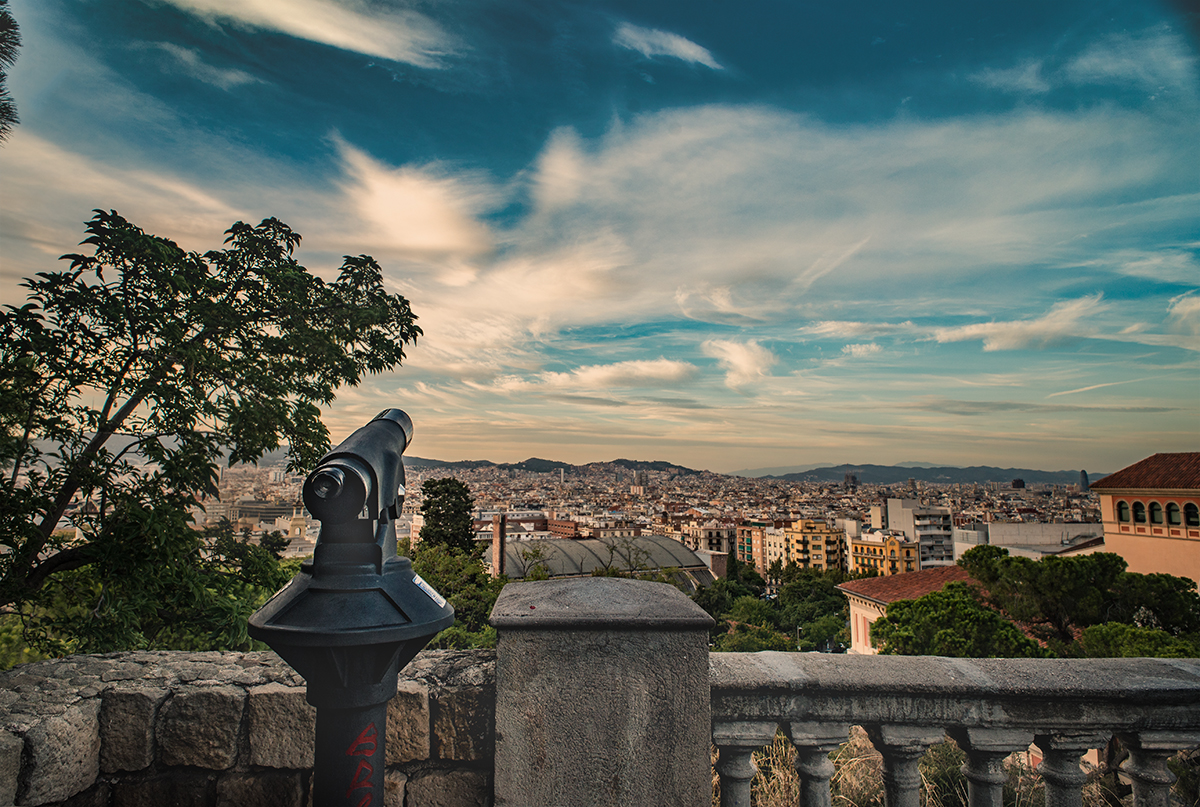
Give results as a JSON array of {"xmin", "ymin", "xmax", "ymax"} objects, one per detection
[
  {"xmin": 1089, "ymin": 452, "xmax": 1200, "ymax": 492},
  {"xmin": 836, "ymin": 565, "xmax": 972, "ymax": 605}
]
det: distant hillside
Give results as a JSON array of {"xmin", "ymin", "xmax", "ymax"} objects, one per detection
[
  {"xmin": 403, "ymin": 456, "xmax": 701, "ymax": 476},
  {"xmin": 769, "ymin": 464, "xmax": 1104, "ymax": 485},
  {"xmin": 605, "ymin": 459, "xmax": 701, "ymax": 476}
]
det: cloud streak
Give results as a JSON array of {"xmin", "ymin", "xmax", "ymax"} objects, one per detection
[
  {"xmin": 934, "ymin": 296, "xmax": 1109, "ymax": 351},
  {"xmin": 613, "ymin": 22, "xmax": 722, "ymax": 69},
  {"xmin": 154, "ymin": 0, "xmax": 456, "ymax": 66}
]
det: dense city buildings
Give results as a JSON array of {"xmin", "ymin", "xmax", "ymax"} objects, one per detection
[{"xmin": 191, "ymin": 456, "xmax": 1105, "ymax": 578}]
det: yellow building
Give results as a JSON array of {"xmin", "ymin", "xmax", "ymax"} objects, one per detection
[
  {"xmin": 849, "ymin": 530, "xmax": 919, "ymax": 576},
  {"xmin": 782, "ymin": 519, "xmax": 847, "ymax": 572},
  {"xmin": 1090, "ymin": 452, "xmax": 1200, "ymax": 586}
]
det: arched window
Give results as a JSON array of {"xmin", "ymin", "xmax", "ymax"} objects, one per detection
[
  {"xmin": 1133, "ymin": 502, "xmax": 1146, "ymax": 523},
  {"xmin": 1187, "ymin": 503, "xmax": 1200, "ymax": 528},
  {"xmin": 1150, "ymin": 502, "xmax": 1163, "ymax": 524},
  {"xmin": 1167, "ymin": 503, "xmax": 1181, "ymax": 526},
  {"xmin": 1117, "ymin": 501, "xmax": 1131, "ymax": 522}
]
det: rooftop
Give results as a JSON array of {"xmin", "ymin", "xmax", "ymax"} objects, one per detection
[
  {"xmin": 1089, "ymin": 452, "xmax": 1200, "ymax": 492},
  {"xmin": 836, "ymin": 564, "xmax": 972, "ymax": 605}
]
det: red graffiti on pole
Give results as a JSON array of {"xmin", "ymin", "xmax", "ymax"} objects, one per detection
[{"xmin": 346, "ymin": 722, "xmax": 378, "ymax": 806}]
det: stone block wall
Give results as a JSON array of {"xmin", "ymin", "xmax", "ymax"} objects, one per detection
[{"xmin": 0, "ymin": 649, "xmax": 495, "ymax": 807}]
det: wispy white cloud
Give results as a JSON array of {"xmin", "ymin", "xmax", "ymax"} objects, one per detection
[
  {"xmin": 1166, "ymin": 292, "xmax": 1200, "ymax": 338},
  {"xmin": 151, "ymin": 43, "xmax": 263, "ymax": 90},
  {"xmin": 1065, "ymin": 27, "xmax": 1198, "ymax": 93},
  {"xmin": 970, "ymin": 26, "xmax": 1198, "ymax": 99},
  {"xmin": 934, "ymin": 296, "xmax": 1109, "ymax": 351},
  {"xmin": 842, "ymin": 343, "xmax": 882, "ymax": 358},
  {"xmin": 798, "ymin": 321, "xmax": 919, "ymax": 338},
  {"xmin": 153, "ymin": 0, "xmax": 456, "ymax": 67},
  {"xmin": 495, "ymin": 358, "xmax": 698, "ymax": 391},
  {"xmin": 336, "ymin": 141, "xmax": 498, "ymax": 258},
  {"xmin": 970, "ymin": 60, "xmax": 1050, "ymax": 94},
  {"xmin": 613, "ymin": 22, "xmax": 722, "ymax": 70},
  {"xmin": 702, "ymin": 339, "xmax": 778, "ymax": 387}
]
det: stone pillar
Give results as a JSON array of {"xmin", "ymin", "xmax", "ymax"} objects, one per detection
[
  {"xmin": 1118, "ymin": 731, "xmax": 1200, "ymax": 807},
  {"xmin": 788, "ymin": 721, "xmax": 849, "ymax": 807},
  {"xmin": 491, "ymin": 577, "xmax": 715, "ymax": 807},
  {"xmin": 866, "ymin": 724, "xmax": 945, "ymax": 807},
  {"xmin": 1034, "ymin": 732, "xmax": 1110, "ymax": 807},
  {"xmin": 712, "ymin": 721, "xmax": 778, "ymax": 807},
  {"xmin": 947, "ymin": 726, "xmax": 1031, "ymax": 807}
]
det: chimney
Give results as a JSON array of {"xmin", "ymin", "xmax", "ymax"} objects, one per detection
[{"xmin": 492, "ymin": 513, "xmax": 507, "ymax": 578}]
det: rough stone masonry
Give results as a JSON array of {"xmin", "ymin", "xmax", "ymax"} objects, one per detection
[{"xmin": 0, "ymin": 649, "xmax": 496, "ymax": 807}]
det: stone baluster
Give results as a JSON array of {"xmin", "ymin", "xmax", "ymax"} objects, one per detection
[
  {"xmin": 947, "ymin": 727, "xmax": 1031, "ymax": 807},
  {"xmin": 1118, "ymin": 731, "xmax": 1200, "ymax": 807},
  {"xmin": 787, "ymin": 721, "xmax": 849, "ymax": 807},
  {"xmin": 866, "ymin": 725, "xmax": 946, "ymax": 807},
  {"xmin": 712, "ymin": 721, "xmax": 779, "ymax": 807},
  {"xmin": 1034, "ymin": 732, "xmax": 1110, "ymax": 807}
]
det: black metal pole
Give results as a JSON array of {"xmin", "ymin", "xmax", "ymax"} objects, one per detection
[{"xmin": 314, "ymin": 704, "xmax": 388, "ymax": 807}]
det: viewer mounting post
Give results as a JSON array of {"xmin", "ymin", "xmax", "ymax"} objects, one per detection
[{"xmin": 249, "ymin": 409, "xmax": 455, "ymax": 807}]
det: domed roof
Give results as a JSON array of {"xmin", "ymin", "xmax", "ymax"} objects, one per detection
[{"xmin": 503, "ymin": 535, "xmax": 715, "ymax": 588}]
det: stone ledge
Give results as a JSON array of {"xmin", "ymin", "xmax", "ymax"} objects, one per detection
[{"xmin": 711, "ymin": 653, "xmax": 1200, "ymax": 730}]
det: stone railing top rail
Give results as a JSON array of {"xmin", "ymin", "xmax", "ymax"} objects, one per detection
[
  {"xmin": 710, "ymin": 652, "xmax": 1200, "ymax": 732},
  {"xmin": 491, "ymin": 578, "xmax": 715, "ymax": 631}
]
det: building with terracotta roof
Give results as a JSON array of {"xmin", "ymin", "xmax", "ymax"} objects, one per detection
[
  {"xmin": 1089, "ymin": 452, "xmax": 1200, "ymax": 585},
  {"xmin": 836, "ymin": 565, "xmax": 972, "ymax": 655}
]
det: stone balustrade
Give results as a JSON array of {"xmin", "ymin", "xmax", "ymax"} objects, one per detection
[
  {"xmin": 2, "ymin": 579, "xmax": 1199, "ymax": 807},
  {"xmin": 710, "ymin": 652, "xmax": 1200, "ymax": 807}
]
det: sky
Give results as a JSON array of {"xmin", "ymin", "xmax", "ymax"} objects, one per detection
[{"xmin": 1, "ymin": 0, "xmax": 1198, "ymax": 475}]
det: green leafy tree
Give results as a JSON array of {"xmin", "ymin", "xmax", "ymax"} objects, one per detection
[
  {"xmin": 410, "ymin": 542, "xmax": 505, "ymax": 649},
  {"xmin": 1079, "ymin": 622, "xmax": 1200, "ymax": 659},
  {"xmin": 418, "ymin": 478, "xmax": 476, "ymax": 552},
  {"xmin": 712, "ymin": 622, "xmax": 795, "ymax": 652},
  {"xmin": 871, "ymin": 582, "xmax": 1047, "ymax": 658},
  {"xmin": 0, "ymin": 211, "xmax": 420, "ymax": 652},
  {"xmin": 960, "ymin": 546, "xmax": 1200, "ymax": 652},
  {"xmin": 0, "ymin": 0, "xmax": 19, "ymax": 141}
]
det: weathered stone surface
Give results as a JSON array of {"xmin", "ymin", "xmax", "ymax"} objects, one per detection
[
  {"xmin": 58, "ymin": 782, "xmax": 109, "ymax": 807},
  {"xmin": 386, "ymin": 681, "xmax": 430, "ymax": 765},
  {"xmin": 100, "ymin": 687, "xmax": 168, "ymax": 773},
  {"xmin": 406, "ymin": 770, "xmax": 490, "ymax": 807},
  {"xmin": 384, "ymin": 769, "xmax": 407, "ymax": 807},
  {"xmin": 214, "ymin": 771, "xmax": 303, "ymax": 807},
  {"xmin": 111, "ymin": 772, "xmax": 213, "ymax": 807},
  {"xmin": 493, "ymin": 579, "xmax": 713, "ymax": 807},
  {"xmin": 21, "ymin": 698, "xmax": 102, "ymax": 806},
  {"xmin": 158, "ymin": 686, "xmax": 244, "ymax": 770},
  {"xmin": 0, "ymin": 730, "xmax": 23, "ymax": 807},
  {"xmin": 432, "ymin": 687, "xmax": 493, "ymax": 761},
  {"xmin": 248, "ymin": 683, "xmax": 315, "ymax": 769}
]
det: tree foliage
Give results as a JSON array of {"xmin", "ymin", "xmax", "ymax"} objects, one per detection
[
  {"xmin": 0, "ymin": 211, "xmax": 420, "ymax": 651},
  {"xmin": 410, "ymin": 541, "xmax": 504, "ymax": 650},
  {"xmin": 699, "ymin": 560, "xmax": 852, "ymax": 653},
  {"xmin": 870, "ymin": 582, "xmax": 1047, "ymax": 658},
  {"xmin": 418, "ymin": 478, "xmax": 476, "ymax": 553},
  {"xmin": 0, "ymin": 0, "xmax": 19, "ymax": 141},
  {"xmin": 959, "ymin": 546, "xmax": 1200, "ymax": 654}
]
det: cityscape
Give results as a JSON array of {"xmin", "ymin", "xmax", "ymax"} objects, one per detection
[{"xmin": 203, "ymin": 453, "xmax": 1102, "ymax": 574}]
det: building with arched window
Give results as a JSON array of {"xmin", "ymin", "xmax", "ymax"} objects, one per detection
[{"xmin": 1090, "ymin": 452, "xmax": 1200, "ymax": 585}]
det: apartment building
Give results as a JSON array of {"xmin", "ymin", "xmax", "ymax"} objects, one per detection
[
  {"xmin": 782, "ymin": 519, "xmax": 847, "ymax": 572},
  {"xmin": 886, "ymin": 498, "xmax": 955, "ymax": 567},
  {"xmin": 849, "ymin": 529, "xmax": 919, "ymax": 576}
]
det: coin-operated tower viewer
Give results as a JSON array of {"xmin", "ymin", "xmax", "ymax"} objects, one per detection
[{"xmin": 250, "ymin": 409, "xmax": 454, "ymax": 806}]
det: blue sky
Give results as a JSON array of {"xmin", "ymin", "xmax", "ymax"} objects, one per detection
[{"xmin": 1, "ymin": 0, "xmax": 1197, "ymax": 473}]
